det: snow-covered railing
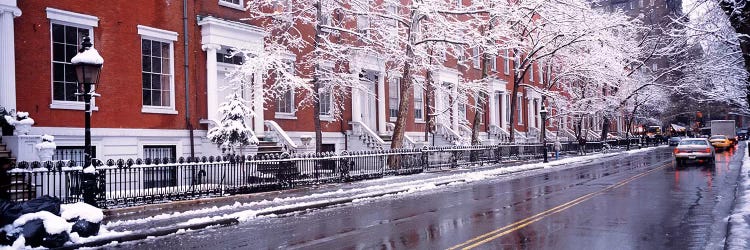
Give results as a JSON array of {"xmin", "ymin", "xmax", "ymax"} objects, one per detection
[
  {"xmin": 489, "ymin": 125, "xmax": 510, "ymax": 143},
  {"xmin": 436, "ymin": 123, "xmax": 467, "ymax": 145},
  {"xmin": 264, "ymin": 120, "xmax": 298, "ymax": 152},
  {"xmin": 4, "ymin": 139, "xmax": 654, "ymax": 208},
  {"xmin": 350, "ymin": 121, "xmax": 386, "ymax": 150},
  {"xmin": 545, "ymin": 129, "xmax": 557, "ymax": 141}
]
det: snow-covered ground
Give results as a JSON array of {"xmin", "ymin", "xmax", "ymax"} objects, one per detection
[
  {"xmin": 727, "ymin": 148, "xmax": 750, "ymax": 249},
  {"xmin": 95, "ymin": 146, "xmax": 664, "ymax": 245}
]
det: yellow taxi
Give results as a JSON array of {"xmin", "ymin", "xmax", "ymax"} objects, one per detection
[{"xmin": 709, "ymin": 135, "xmax": 732, "ymax": 150}]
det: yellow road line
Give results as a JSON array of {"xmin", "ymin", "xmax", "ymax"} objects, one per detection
[{"xmin": 449, "ymin": 163, "xmax": 671, "ymax": 250}]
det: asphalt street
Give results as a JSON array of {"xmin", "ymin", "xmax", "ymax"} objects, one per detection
[{"xmin": 118, "ymin": 144, "xmax": 744, "ymax": 249}]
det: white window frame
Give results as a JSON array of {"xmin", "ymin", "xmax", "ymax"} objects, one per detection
[
  {"xmin": 491, "ymin": 55, "xmax": 498, "ymax": 72},
  {"xmin": 539, "ymin": 62, "xmax": 545, "ymax": 85},
  {"xmin": 47, "ymin": 8, "xmax": 100, "ymax": 111},
  {"xmin": 517, "ymin": 95, "xmax": 523, "ymax": 125},
  {"xmin": 357, "ymin": 15, "xmax": 370, "ymax": 40},
  {"xmin": 505, "ymin": 93, "xmax": 511, "ymax": 125},
  {"xmin": 503, "ymin": 49, "xmax": 510, "ymax": 75},
  {"xmin": 319, "ymin": 88, "xmax": 333, "ymax": 120},
  {"xmin": 218, "ymin": 0, "xmax": 244, "ymax": 10},
  {"xmin": 529, "ymin": 62, "xmax": 534, "ymax": 82},
  {"xmin": 138, "ymin": 25, "xmax": 178, "ymax": 115},
  {"xmin": 275, "ymin": 56, "xmax": 297, "ymax": 119},
  {"xmin": 456, "ymin": 0, "xmax": 462, "ymax": 8},
  {"xmin": 472, "ymin": 47, "xmax": 480, "ymax": 69},
  {"xmin": 389, "ymin": 77, "xmax": 400, "ymax": 121},
  {"xmin": 414, "ymin": 84, "xmax": 425, "ymax": 122}
]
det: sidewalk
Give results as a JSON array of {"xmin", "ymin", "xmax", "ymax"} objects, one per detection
[{"xmin": 67, "ymin": 146, "xmax": 663, "ymax": 248}]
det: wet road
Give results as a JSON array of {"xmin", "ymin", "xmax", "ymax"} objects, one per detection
[{"xmin": 122, "ymin": 145, "xmax": 744, "ymax": 249}]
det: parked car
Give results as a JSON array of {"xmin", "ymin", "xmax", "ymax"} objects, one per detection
[
  {"xmin": 668, "ymin": 137, "xmax": 682, "ymax": 146},
  {"xmin": 738, "ymin": 130, "xmax": 748, "ymax": 141},
  {"xmin": 708, "ymin": 135, "xmax": 732, "ymax": 151},
  {"xmin": 673, "ymin": 138, "xmax": 715, "ymax": 167}
]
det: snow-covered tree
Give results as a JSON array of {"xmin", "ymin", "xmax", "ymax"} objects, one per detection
[{"xmin": 207, "ymin": 93, "xmax": 259, "ymax": 153}]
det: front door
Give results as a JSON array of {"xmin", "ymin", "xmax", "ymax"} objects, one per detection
[{"xmin": 360, "ymin": 71, "xmax": 378, "ymax": 129}]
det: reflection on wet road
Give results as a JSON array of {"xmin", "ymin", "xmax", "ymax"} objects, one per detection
[{"xmin": 124, "ymin": 145, "xmax": 744, "ymax": 250}]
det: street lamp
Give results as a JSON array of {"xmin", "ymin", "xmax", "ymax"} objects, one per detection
[
  {"xmin": 71, "ymin": 36, "xmax": 103, "ymax": 206},
  {"xmin": 540, "ymin": 105, "xmax": 548, "ymax": 163}
]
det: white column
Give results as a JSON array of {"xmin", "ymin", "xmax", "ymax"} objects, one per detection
[
  {"xmin": 253, "ymin": 72, "xmax": 264, "ymax": 137},
  {"xmin": 527, "ymin": 97, "xmax": 534, "ymax": 129},
  {"xmin": 451, "ymin": 83, "xmax": 459, "ymax": 131},
  {"xmin": 352, "ymin": 86, "xmax": 361, "ymax": 123},
  {"xmin": 202, "ymin": 44, "xmax": 220, "ymax": 121},
  {"xmin": 377, "ymin": 73, "xmax": 386, "ymax": 135},
  {"xmin": 0, "ymin": 3, "xmax": 21, "ymax": 111},
  {"xmin": 501, "ymin": 92, "xmax": 508, "ymax": 131},
  {"xmin": 489, "ymin": 92, "xmax": 498, "ymax": 127}
]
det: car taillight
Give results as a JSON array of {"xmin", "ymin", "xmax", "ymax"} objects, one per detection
[
  {"xmin": 704, "ymin": 148, "xmax": 711, "ymax": 153},
  {"xmin": 674, "ymin": 148, "xmax": 680, "ymax": 154}
]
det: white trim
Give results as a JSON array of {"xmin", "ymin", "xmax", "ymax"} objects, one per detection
[
  {"xmin": 142, "ymin": 106, "xmax": 178, "ymax": 115},
  {"xmin": 198, "ymin": 16, "xmax": 265, "ymax": 50},
  {"xmin": 137, "ymin": 25, "xmax": 178, "ymax": 41},
  {"xmin": 50, "ymin": 101, "xmax": 99, "ymax": 111},
  {"xmin": 140, "ymin": 36, "xmax": 177, "ymax": 112},
  {"xmin": 46, "ymin": 8, "xmax": 98, "ymax": 27},
  {"xmin": 274, "ymin": 113, "xmax": 297, "ymax": 120},
  {"xmin": 218, "ymin": 0, "xmax": 244, "ymax": 10}
]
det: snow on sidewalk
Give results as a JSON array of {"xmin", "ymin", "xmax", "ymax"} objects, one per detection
[
  {"xmin": 727, "ymin": 146, "xmax": 750, "ymax": 250},
  {"xmin": 100, "ymin": 145, "xmax": 664, "ymax": 238}
]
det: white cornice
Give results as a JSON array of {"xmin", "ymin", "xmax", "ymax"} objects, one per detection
[
  {"xmin": 198, "ymin": 16, "xmax": 265, "ymax": 49},
  {"xmin": 0, "ymin": 0, "xmax": 20, "ymax": 17},
  {"xmin": 137, "ymin": 25, "xmax": 178, "ymax": 41},
  {"xmin": 46, "ymin": 8, "xmax": 97, "ymax": 26}
]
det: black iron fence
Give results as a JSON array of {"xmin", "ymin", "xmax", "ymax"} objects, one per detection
[{"xmin": 4, "ymin": 140, "xmax": 650, "ymax": 208}]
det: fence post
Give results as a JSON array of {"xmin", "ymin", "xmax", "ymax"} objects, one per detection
[
  {"xmin": 421, "ymin": 146, "xmax": 429, "ymax": 170},
  {"xmin": 81, "ymin": 159, "xmax": 102, "ymax": 207}
]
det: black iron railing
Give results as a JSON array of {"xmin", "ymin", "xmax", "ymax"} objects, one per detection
[{"xmin": 4, "ymin": 140, "xmax": 651, "ymax": 208}]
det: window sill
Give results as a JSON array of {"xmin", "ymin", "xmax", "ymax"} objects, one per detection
[
  {"xmin": 218, "ymin": 1, "xmax": 244, "ymax": 10},
  {"xmin": 275, "ymin": 113, "xmax": 297, "ymax": 120},
  {"xmin": 50, "ymin": 102, "xmax": 99, "ymax": 111},
  {"xmin": 389, "ymin": 118, "xmax": 397, "ymax": 122},
  {"xmin": 142, "ymin": 106, "xmax": 178, "ymax": 115},
  {"xmin": 320, "ymin": 115, "xmax": 334, "ymax": 122},
  {"xmin": 415, "ymin": 119, "xmax": 426, "ymax": 124}
]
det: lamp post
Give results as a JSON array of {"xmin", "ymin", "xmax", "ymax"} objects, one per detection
[
  {"xmin": 71, "ymin": 36, "xmax": 103, "ymax": 206},
  {"xmin": 540, "ymin": 105, "xmax": 548, "ymax": 163}
]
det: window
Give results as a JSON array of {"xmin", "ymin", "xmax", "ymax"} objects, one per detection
[
  {"xmin": 357, "ymin": 15, "xmax": 370, "ymax": 40},
  {"xmin": 505, "ymin": 94, "xmax": 510, "ymax": 124},
  {"xmin": 459, "ymin": 103, "xmax": 467, "ymax": 121},
  {"xmin": 414, "ymin": 85, "xmax": 424, "ymax": 121},
  {"xmin": 47, "ymin": 8, "xmax": 99, "ymax": 110},
  {"xmin": 529, "ymin": 63, "xmax": 534, "ymax": 82},
  {"xmin": 491, "ymin": 55, "xmax": 498, "ymax": 72},
  {"xmin": 217, "ymin": 48, "xmax": 243, "ymax": 65},
  {"xmin": 389, "ymin": 78, "xmax": 400, "ymax": 120},
  {"xmin": 218, "ymin": 0, "xmax": 243, "ymax": 10},
  {"xmin": 276, "ymin": 60, "xmax": 295, "ymax": 116},
  {"xmin": 503, "ymin": 50, "xmax": 510, "ymax": 75},
  {"xmin": 143, "ymin": 145, "xmax": 177, "ymax": 189},
  {"xmin": 456, "ymin": 0, "xmax": 462, "ymax": 8},
  {"xmin": 277, "ymin": 89, "xmax": 294, "ymax": 114},
  {"xmin": 272, "ymin": 0, "xmax": 290, "ymax": 14},
  {"xmin": 517, "ymin": 96, "xmax": 523, "ymax": 125},
  {"xmin": 539, "ymin": 63, "xmax": 544, "ymax": 85},
  {"xmin": 139, "ymin": 25, "xmax": 178, "ymax": 114},
  {"xmin": 472, "ymin": 47, "xmax": 480, "ymax": 69},
  {"xmin": 53, "ymin": 146, "xmax": 97, "ymax": 166},
  {"xmin": 319, "ymin": 89, "xmax": 331, "ymax": 116},
  {"xmin": 387, "ymin": 5, "xmax": 398, "ymax": 27}
]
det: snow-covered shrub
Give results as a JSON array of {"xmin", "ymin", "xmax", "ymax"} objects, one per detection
[
  {"xmin": 35, "ymin": 134, "xmax": 57, "ymax": 161},
  {"xmin": 207, "ymin": 93, "xmax": 259, "ymax": 153},
  {"xmin": 3, "ymin": 111, "xmax": 35, "ymax": 135}
]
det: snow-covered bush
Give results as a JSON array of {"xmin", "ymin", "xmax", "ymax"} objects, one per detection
[
  {"xmin": 35, "ymin": 134, "xmax": 57, "ymax": 161},
  {"xmin": 3, "ymin": 111, "xmax": 35, "ymax": 135},
  {"xmin": 207, "ymin": 93, "xmax": 259, "ymax": 153}
]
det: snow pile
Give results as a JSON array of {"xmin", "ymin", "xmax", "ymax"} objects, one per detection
[
  {"xmin": 726, "ymin": 148, "xmax": 750, "ymax": 249},
  {"xmin": 35, "ymin": 134, "xmax": 56, "ymax": 150},
  {"xmin": 0, "ymin": 199, "xmax": 105, "ymax": 249},
  {"xmin": 70, "ymin": 48, "xmax": 104, "ymax": 65}
]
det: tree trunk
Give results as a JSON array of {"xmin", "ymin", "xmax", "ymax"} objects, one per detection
[
  {"xmin": 471, "ymin": 44, "xmax": 490, "ymax": 146},
  {"xmin": 312, "ymin": 0, "xmax": 323, "ymax": 152},
  {"xmin": 508, "ymin": 50, "xmax": 521, "ymax": 143},
  {"xmin": 600, "ymin": 117, "xmax": 610, "ymax": 142}
]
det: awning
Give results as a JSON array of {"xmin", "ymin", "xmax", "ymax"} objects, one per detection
[{"xmin": 671, "ymin": 124, "xmax": 686, "ymax": 132}]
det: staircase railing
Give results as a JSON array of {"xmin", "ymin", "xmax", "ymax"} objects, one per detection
[
  {"xmin": 264, "ymin": 121, "xmax": 298, "ymax": 152},
  {"xmin": 436, "ymin": 123, "xmax": 467, "ymax": 145},
  {"xmin": 350, "ymin": 121, "xmax": 386, "ymax": 150},
  {"xmin": 489, "ymin": 124, "xmax": 510, "ymax": 143},
  {"xmin": 458, "ymin": 123, "xmax": 483, "ymax": 145}
]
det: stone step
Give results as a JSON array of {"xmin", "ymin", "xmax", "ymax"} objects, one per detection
[
  {"xmin": 0, "ymin": 151, "xmax": 10, "ymax": 158},
  {"xmin": 0, "ymin": 144, "xmax": 6, "ymax": 151}
]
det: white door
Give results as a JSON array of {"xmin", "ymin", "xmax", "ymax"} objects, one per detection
[{"xmin": 359, "ymin": 82, "xmax": 377, "ymax": 129}]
